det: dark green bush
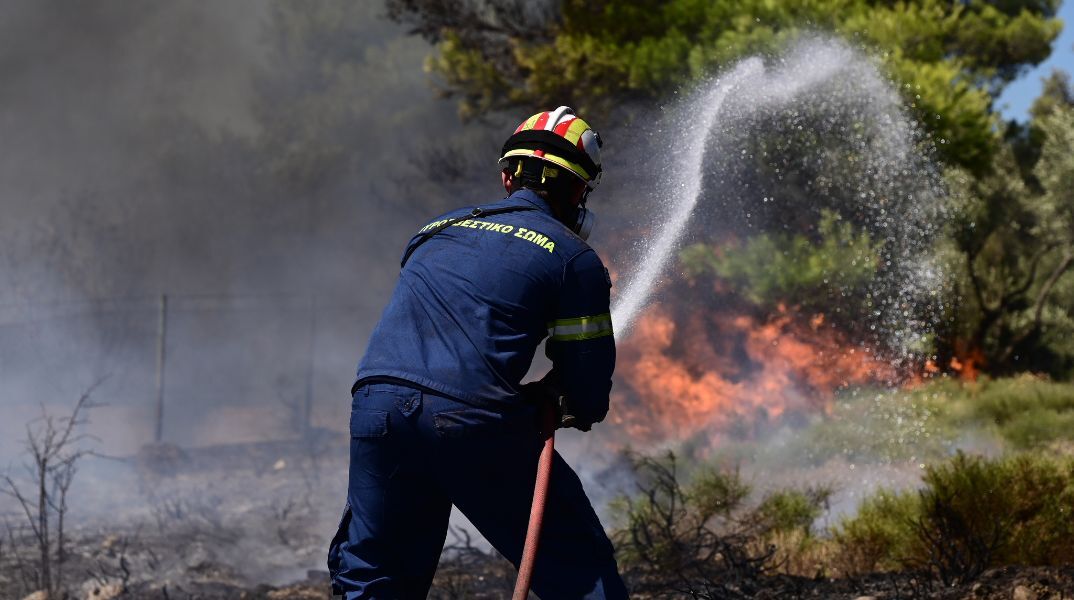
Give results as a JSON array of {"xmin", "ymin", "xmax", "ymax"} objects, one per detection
[
  {"xmin": 679, "ymin": 210, "xmax": 883, "ymax": 332},
  {"xmin": 777, "ymin": 377, "xmax": 1074, "ymax": 466},
  {"xmin": 831, "ymin": 490, "xmax": 920, "ymax": 574},
  {"xmin": 834, "ymin": 451, "xmax": 1074, "ymax": 581},
  {"xmin": 755, "ymin": 488, "xmax": 831, "ymax": 536},
  {"xmin": 1000, "ymin": 408, "xmax": 1074, "ymax": 449},
  {"xmin": 911, "ymin": 452, "xmax": 1016, "ymax": 584},
  {"xmin": 990, "ymin": 453, "xmax": 1074, "ymax": 565},
  {"xmin": 966, "ymin": 377, "xmax": 1074, "ymax": 449},
  {"xmin": 773, "ymin": 385, "xmax": 956, "ymax": 466}
]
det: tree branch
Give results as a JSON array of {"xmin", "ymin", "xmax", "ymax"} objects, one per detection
[
  {"xmin": 1032, "ymin": 250, "xmax": 1074, "ymax": 329},
  {"xmin": 1002, "ymin": 241, "xmax": 1059, "ymax": 304}
]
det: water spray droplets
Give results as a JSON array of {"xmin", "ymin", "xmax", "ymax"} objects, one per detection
[{"xmin": 612, "ymin": 37, "xmax": 948, "ymax": 369}]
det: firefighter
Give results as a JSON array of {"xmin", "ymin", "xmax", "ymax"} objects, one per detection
[{"xmin": 328, "ymin": 106, "xmax": 627, "ymax": 599}]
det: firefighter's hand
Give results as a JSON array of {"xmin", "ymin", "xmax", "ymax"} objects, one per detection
[
  {"xmin": 557, "ymin": 400, "xmax": 592, "ymax": 432},
  {"xmin": 519, "ymin": 380, "xmax": 591, "ymax": 431},
  {"xmin": 538, "ymin": 370, "xmax": 593, "ymax": 431}
]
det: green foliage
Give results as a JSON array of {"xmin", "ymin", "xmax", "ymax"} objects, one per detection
[
  {"xmin": 388, "ymin": 0, "xmax": 1073, "ymax": 380},
  {"xmin": 688, "ymin": 463, "xmax": 751, "ymax": 522},
  {"xmin": 945, "ymin": 104, "xmax": 1074, "ymax": 376},
  {"xmin": 831, "ymin": 489, "xmax": 920, "ymax": 573},
  {"xmin": 1001, "ymin": 409, "xmax": 1074, "ymax": 450},
  {"xmin": 1035, "ymin": 108, "xmax": 1074, "ymax": 230},
  {"xmin": 776, "ymin": 384, "xmax": 958, "ymax": 466},
  {"xmin": 426, "ymin": 31, "xmax": 512, "ymax": 120},
  {"xmin": 396, "ymin": 0, "xmax": 1060, "ymax": 172},
  {"xmin": 912, "ymin": 452, "xmax": 1017, "ymax": 583},
  {"xmin": 834, "ymin": 451, "xmax": 1074, "ymax": 579},
  {"xmin": 957, "ymin": 375, "xmax": 1074, "ymax": 450},
  {"xmin": 614, "ymin": 445, "xmax": 1074, "ymax": 583},
  {"xmin": 993, "ymin": 453, "xmax": 1074, "ymax": 564},
  {"xmin": 1031, "ymin": 70, "xmax": 1074, "ymax": 121},
  {"xmin": 1006, "ymin": 72, "xmax": 1073, "ymax": 187},
  {"xmin": 969, "ymin": 376, "xmax": 1074, "ymax": 423},
  {"xmin": 775, "ymin": 377, "xmax": 1074, "ymax": 466},
  {"xmin": 681, "ymin": 210, "xmax": 882, "ymax": 317},
  {"xmin": 755, "ymin": 488, "xmax": 832, "ymax": 536}
]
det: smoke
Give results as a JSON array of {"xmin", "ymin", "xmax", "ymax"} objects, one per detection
[
  {"xmin": 0, "ymin": 2, "xmax": 527, "ymax": 586},
  {"xmin": 0, "ymin": 2, "xmax": 511, "ymax": 458}
]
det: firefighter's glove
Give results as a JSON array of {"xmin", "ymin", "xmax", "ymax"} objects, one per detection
[
  {"xmin": 519, "ymin": 380, "xmax": 591, "ymax": 432},
  {"xmin": 557, "ymin": 394, "xmax": 592, "ymax": 432}
]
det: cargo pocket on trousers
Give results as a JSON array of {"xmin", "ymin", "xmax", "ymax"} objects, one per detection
[{"xmin": 349, "ymin": 409, "xmax": 393, "ymax": 488}]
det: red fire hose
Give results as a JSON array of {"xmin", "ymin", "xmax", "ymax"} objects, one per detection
[{"xmin": 512, "ymin": 401, "xmax": 557, "ymax": 600}]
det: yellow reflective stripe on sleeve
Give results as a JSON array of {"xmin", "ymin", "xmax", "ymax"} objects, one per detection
[{"xmin": 547, "ymin": 313, "xmax": 613, "ymax": 341}]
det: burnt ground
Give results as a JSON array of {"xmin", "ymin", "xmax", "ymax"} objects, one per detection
[
  {"xmin": 3, "ymin": 522, "xmax": 1073, "ymax": 600},
  {"xmin": 1, "ymin": 439, "xmax": 1073, "ymax": 599},
  {"xmin": 273, "ymin": 564, "xmax": 1074, "ymax": 600}
]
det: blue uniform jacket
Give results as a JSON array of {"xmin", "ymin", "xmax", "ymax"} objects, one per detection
[{"xmin": 356, "ymin": 189, "xmax": 615, "ymax": 427}]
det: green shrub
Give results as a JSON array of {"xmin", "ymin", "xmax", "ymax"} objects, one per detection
[
  {"xmin": 776, "ymin": 377, "xmax": 1074, "ymax": 466},
  {"xmin": 1001, "ymin": 408, "xmax": 1074, "ymax": 449},
  {"xmin": 990, "ymin": 453, "xmax": 1074, "ymax": 565},
  {"xmin": 680, "ymin": 210, "xmax": 882, "ymax": 320},
  {"xmin": 755, "ymin": 488, "xmax": 831, "ymax": 536},
  {"xmin": 970, "ymin": 376, "xmax": 1074, "ymax": 423},
  {"xmin": 912, "ymin": 452, "xmax": 1017, "ymax": 583},
  {"xmin": 773, "ymin": 385, "xmax": 957, "ymax": 466},
  {"xmin": 833, "ymin": 451, "xmax": 1074, "ymax": 581},
  {"xmin": 960, "ymin": 376, "xmax": 1074, "ymax": 448},
  {"xmin": 831, "ymin": 490, "xmax": 920, "ymax": 574},
  {"xmin": 687, "ymin": 464, "xmax": 751, "ymax": 522}
]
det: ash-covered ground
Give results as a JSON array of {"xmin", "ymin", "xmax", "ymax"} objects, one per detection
[{"xmin": 2, "ymin": 433, "xmax": 1073, "ymax": 600}]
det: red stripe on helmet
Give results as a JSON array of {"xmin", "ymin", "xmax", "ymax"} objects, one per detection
[
  {"xmin": 514, "ymin": 122, "xmax": 526, "ymax": 134},
  {"xmin": 533, "ymin": 149, "xmax": 545, "ymax": 157},
  {"xmin": 553, "ymin": 117, "xmax": 576, "ymax": 136},
  {"xmin": 533, "ymin": 112, "xmax": 550, "ymax": 130}
]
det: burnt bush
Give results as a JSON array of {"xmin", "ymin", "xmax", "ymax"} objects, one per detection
[
  {"xmin": 0, "ymin": 386, "xmax": 100, "ymax": 599},
  {"xmin": 610, "ymin": 451, "xmax": 830, "ymax": 598},
  {"xmin": 428, "ymin": 528, "xmax": 516, "ymax": 600}
]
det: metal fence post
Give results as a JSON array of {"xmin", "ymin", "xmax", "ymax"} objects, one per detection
[{"xmin": 154, "ymin": 293, "xmax": 168, "ymax": 443}]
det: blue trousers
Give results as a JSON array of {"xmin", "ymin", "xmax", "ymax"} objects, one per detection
[{"xmin": 328, "ymin": 382, "xmax": 628, "ymax": 599}]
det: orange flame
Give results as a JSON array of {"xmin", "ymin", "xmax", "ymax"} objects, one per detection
[
  {"xmin": 613, "ymin": 304, "xmax": 897, "ymax": 442},
  {"xmin": 950, "ymin": 349, "xmax": 984, "ymax": 382}
]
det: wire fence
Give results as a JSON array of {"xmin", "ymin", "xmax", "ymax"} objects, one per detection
[{"xmin": 0, "ymin": 292, "xmax": 378, "ymax": 454}]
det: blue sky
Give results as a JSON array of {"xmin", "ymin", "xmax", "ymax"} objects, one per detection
[{"xmin": 996, "ymin": 0, "xmax": 1074, "ymax": 122}]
